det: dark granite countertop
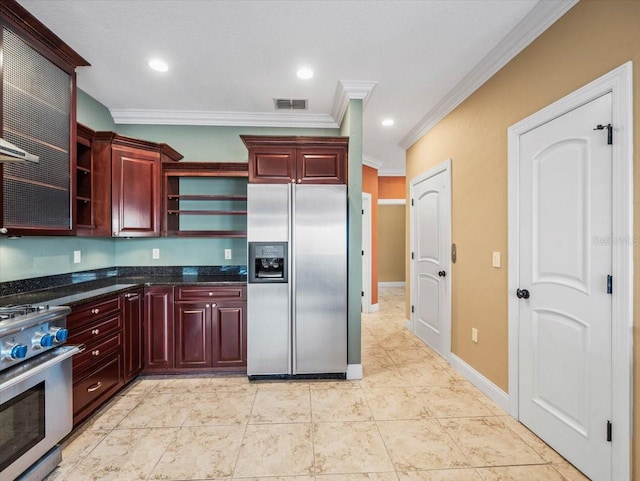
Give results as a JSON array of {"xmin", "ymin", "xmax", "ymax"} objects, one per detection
[{"xmin": 0, "ymin": 267, "xmax": 247, "ymax": 308}]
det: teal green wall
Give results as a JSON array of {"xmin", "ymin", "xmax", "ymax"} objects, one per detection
[
  {"xmin": 76, "ymin": 89, "xmax": 116, "ymax": 131},
  {"xmin": 116, "ymin": 125, "xmax": 340, "ymax": 161},
  {"xmin": 341, "ymin": 100, "xmax": 363, "ymax": 366},
  {"xmin": 0, "ymin": 93, "xmax": 344, "ymax": 282},
  {"xmin": 0, "ymin": 237, "xmax": 115, "ymax": 282}
]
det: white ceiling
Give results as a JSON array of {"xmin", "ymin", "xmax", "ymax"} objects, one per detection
[{"xmin": 17, "ymin": 0, "xmax": 572, "ymax": 174}]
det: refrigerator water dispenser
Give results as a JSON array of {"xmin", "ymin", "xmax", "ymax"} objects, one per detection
[{"xmin": 248, "ymin": 242, "xmax": 288, "ymax": 283}]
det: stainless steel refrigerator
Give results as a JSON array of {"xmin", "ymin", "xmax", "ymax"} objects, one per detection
[{"xmin": 246, "ymin": 183, "xmax": 347, "ymax": 377}]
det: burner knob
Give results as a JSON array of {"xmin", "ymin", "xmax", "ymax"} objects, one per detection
[
  {"xmin": 50, "ymin": 327, "xmax": 69, "ymax": 343},
  {"xmin": 39, "ymin": 333, "xmax": 55, "ymax": 348},
  {"xmin": 32, "ymin": 332, "xmax": 55, "ymax": 349},
  {"xmin": 10, "ymin": 343, "xmax": 28, "ymax": 359}
]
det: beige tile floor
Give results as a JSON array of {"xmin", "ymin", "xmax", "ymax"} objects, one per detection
[{"xmin": 46, "ymin": 287, "xmax": 590, "ymax": 481}]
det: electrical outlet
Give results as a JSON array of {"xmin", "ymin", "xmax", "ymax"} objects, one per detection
[
  {"xmin": 152, "ymin": 248, "xmax": 160, "ymax": 259},
  {"xmin": 224, "ymin": 249, "xmax": 232, "ymax": 260},
  {"xmin": 472, "ymin": 328, "xmax": 479, "ymax": 343},
  {"xmin": 492, "ymin": 251, "xmax": 501, "ymax": 268},
  {"xmin": 73, "ymin": 250, "xmax": 81, "ymax": 264}
]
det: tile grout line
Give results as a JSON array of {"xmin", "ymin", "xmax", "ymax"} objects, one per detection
[{"xmin": 229, "ymin": 383, "xmax": 259, "ymax": 479}]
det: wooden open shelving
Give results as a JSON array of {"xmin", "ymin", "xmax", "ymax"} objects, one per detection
[{"xmin": 162, "ymin": 162, "xmax": 248, "ymax": 237}]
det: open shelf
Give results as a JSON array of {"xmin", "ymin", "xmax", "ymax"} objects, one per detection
[{"xmin": 163, "ymin": 162, "xmax": 248, "ymax": 237}]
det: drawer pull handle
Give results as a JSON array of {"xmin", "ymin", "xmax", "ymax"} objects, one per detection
[
  {"xmin": 92, "ymin": 350, "xmax": 100, "ymax": 356},
  {"xmin": 92, "ymin": 329, "xmax": 100, "ymax": 335},
  {"xmin": 87, "ymin": 381, "xmax": 102, "ymax": 393}
]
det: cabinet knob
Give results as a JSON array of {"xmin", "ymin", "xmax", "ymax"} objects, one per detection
[
  {"xmin": 91, "ymin": 308, "xmax": 100, "ymax": 315},
  {"xmin": 298, "ymin": 179, "xmax": 301, "ymax": 183},
  {"xmin": 92, "ymin": 350, "xmax": 100, "ymax": 356},
  {"xmin": 91, "ymin": 329, "xmax": 100, "ymax": 335},
  {"xmin": 209, "ymin": 292, "xmax": 213, "ymax": 296},
  {"xmin": 206, "ymin": 304, "xmax": 210, "ymax": 308}
]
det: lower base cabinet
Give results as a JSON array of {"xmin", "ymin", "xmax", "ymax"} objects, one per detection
[{"xmin": 144, "ymin": 285, "xmax": 247, "ymax": 373}]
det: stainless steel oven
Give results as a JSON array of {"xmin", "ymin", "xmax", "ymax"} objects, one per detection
[{"xmin": 0, "ymin": 305, "xmax": 80, "ymax": 481}]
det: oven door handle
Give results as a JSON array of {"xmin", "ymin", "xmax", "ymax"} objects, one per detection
[{"xmin": 0, "ymin": 344, "xmax": 84, "ymax": 392}]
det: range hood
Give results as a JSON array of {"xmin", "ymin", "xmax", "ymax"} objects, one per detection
[{"xmin": 0, "ymin": 138, "xmax": 39, "ymax": 163}]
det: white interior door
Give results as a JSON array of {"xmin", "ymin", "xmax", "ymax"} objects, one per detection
[
  {"xmin": 517, "ymin": 93, "xmax": 612, "ymax": 481},
  {"xmin": 410, "ymin": 161, "xmax": 451, "ymax": 359}
]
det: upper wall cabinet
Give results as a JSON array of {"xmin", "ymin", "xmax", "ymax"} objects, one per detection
[
  {"xmin": 0, "ymin": 1, "xmax": 89, "ymax": 236},
  {"xmin": 241, "ymin": 136, "xmax": 348, "ymax": 184},
  {"xmin": 86, "ymin": 132, "xmax": 182, "ymax": 237}
]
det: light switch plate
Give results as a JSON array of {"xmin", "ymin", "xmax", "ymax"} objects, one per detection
[
  {"xmin": 492, "ymin": 251, "xmax": 501, "ymax": 268},
  {"xmin": 224, "ymin": 249, "xmax": 232, "ymax": 260},
  {"xmin": 152, "ymin": 248, "xmax": 160, "ymax": 259},
  {"xmin": 73, "ymin": 250, "xmax": 81, "ymax": 264},
  {"xmin": 472, "ymin": 328, "xmax": 479, "ymax": 343}
]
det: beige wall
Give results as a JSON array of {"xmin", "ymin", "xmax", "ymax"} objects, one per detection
[
  {"xmin": 378, "ymin": 205, "xmax": 406, "ymax": 282},
  {"xmin": 405, "ymin": 1, "xmax": 640, "ymax": 477}
]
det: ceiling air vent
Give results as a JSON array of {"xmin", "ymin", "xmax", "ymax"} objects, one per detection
[{"xmin": 274, "ymin": 98, "xmax": 308, "ymax": 110}]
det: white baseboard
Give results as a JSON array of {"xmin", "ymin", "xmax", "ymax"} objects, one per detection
[
  {"xmin": 379, "ymin": 282, "xmax": 406, "ymax": 288},
  {"xmin": 346, "ymin": 364, "xmax": 363, "ymax": 380},
  {"xmin": 449, "ymin": 353, "xmax": 509, "ymax": 412},
  {"xmin": 370, "ymin": 303, "xmax": 379, "ymax": 312},
  {"xmin": 404, "ymin": 319, "xmax": 413, "ymax": 332}
]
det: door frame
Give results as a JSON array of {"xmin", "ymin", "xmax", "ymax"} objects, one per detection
[
  {"xmin": 409, "ymin": 158, "xmax": 452, "ymax": 361},
  {"xmin": 507, "ymin": 62, "xmax": 633, "ymax": 481},
  {"xmin": 362, "ymin": 192, "xmax": 373, "ymax": 313}
]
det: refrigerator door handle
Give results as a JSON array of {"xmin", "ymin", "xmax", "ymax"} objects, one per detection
[{"xmin": 290, "ymin": 183, "xmax": 296, "ymax": 375}]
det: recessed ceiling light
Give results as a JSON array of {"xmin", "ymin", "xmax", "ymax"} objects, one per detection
[
  {"xmin": 382, "ymin": 118, "xmax": 394, "ymax": 126},
  {"xmin": 148, "ymin": 58, "xmax": 169, "ymax": 72},
  {"xmin": 296, "ymin": 68, "xmax": 314, "ymax": 80}
]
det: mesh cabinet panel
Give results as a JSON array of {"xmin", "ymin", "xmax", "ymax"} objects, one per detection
[{"xmin": 2, "ymin": 28, "xmax": 72, "ymax": 229}]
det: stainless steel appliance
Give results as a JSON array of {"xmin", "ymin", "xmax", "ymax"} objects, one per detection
[
  {"xmin": 247, "ymin": 183, "xmax": 347, "ymax": 378},
  {"xmin": 0, "ymin": 305, "xmax": 81, "ymax": 481}
]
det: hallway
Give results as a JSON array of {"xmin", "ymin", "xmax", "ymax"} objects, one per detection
[{"xmin": 46, "ymin": 287, "xmax": 589, "ymax": 481}]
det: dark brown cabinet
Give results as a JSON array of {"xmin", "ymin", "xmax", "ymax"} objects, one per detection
[
  {"xmin": 144, "ymin": 285, "xmax": 246, "ymax": 373},
  {"xmin": 242, "ymin": 136, "xmax": 348, "ymax": 184},
  {"xmin": 123, "ymin": 289, "xmax": 144, "ymax": 382},
  {"xmin": 68, "ymin": 295, "xmax": 125, "ymax": 426},
  {"xmin": 0, "ymin": 1, "xmax": 89, "ymax": 236},
  {"xmin": 213, "ymin": 301, "xmax": 247, "ymax": 368},
  {"xmin": 144, "ymin": 286, "xmax": 174, "ymax": 372},
  {"xmin": 80, "ymin": 133, "xmax": 182, "ymax": 237}
]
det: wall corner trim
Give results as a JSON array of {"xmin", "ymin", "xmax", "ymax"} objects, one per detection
[
  {"xmin": 399, "ymin": 0, "xmax": 579, "ymax": 150},
  {"xmin": 346, "ymin": 363, "xmax": 363, "ymax": 380},
  {"xmin": 332, "ymin": 80, "xmax": 378, "ymax": 126},
  {"xmin": 449, "ymin": 353, "xmax": 510, "ymax": 412}
]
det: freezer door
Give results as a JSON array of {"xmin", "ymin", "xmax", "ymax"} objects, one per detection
[
  {"xmin": 293, "ymin": 184, "xmax": 347, "ymax": 374},
  {"xmin": 247, "ymin": 184, "xmax": 291, "ymax": 376}
]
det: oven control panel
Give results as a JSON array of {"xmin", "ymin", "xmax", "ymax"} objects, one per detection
[{"xmin": 0, "ymin": 317, "xmax": 69, "ymax": 370}]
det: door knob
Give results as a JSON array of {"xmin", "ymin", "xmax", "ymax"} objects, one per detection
[
  {"xmin": 516, "ymin": 289, "xmax": 530, "ymax": 299},
  {"xmin": 438, "ymin": 271, "xmax": 446, "ymax": 277}
]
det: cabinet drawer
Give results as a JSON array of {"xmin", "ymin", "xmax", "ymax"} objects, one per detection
[
  {"xmin": 176, "ymin": 286, "xmax": 246, "ymax": 301},
  {"xmin": 69, "ymin": 312, "xmax": 122, "ymax": 344},
  {"xmin": 73, "ymin": 350, "xmax": 123, "ymax": 421},
  {"xmin": 73, "ymin": 331, "xmax": 122, "ymax": 375},
  {"xmin": 68, "ymin": 296, "xmax": 121, "ymax": 327}
]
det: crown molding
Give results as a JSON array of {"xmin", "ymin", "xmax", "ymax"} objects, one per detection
[
  {"xmin": 379, "ymin": 168, "xmax": 406, "ymax": 177},
  {"xmin": 362, "ymin": 154, "xmax": 383, "ymax": 170},
  {"xmin": 399, "ymin": 0, "xmax": 579, "ymax": 150},
  {"xmin": 110, "ymin": 109, "xmax": 339, "ymax": 128},
  {"xmin": 331, "ymin": 80, "xmax": 378, "ymax": 126}
]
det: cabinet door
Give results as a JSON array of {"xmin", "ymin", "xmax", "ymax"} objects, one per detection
[
  {"xmin": 112, "ymin": 145, "xmax": 161, "ymax": 237},
  {"xmin": 248, "ymin": 147, "xmax": 296, "ymax": 183},
  {"xmin": 212, "ymin": 301, "xmax": 246, "ymax": 368},
  {"xmin": 123, "ymin": 290, "xmax": 144, "ymax": 382},
  {"xmin": 144, "ymin": 287, "xmax": 174, "ymax": 371},
  {"xmin": 297, "ymin": 147, "xmax": 346, "ymax": 184},
  {"xmin": 175, "ymin": 303, "xmax": 212, "ymax": 368}
]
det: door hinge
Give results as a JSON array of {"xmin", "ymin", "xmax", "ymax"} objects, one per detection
[
  {"xmin": 594, "ymin": 123, "xmax": 613, "ymax": 145},
  {"xmin": 411, "ymin": 305, "xmax": 415, "ymax": 313},
  {"xmin": 411, "ymin": 252, "xmax": 414, "ymax": 260},
  {"xmin": 607, "ymin": 275, "xmax": 613, "ymax": 294},
  {"xmin": 607, "ymin": 420, "xmax": 612, "ymax": 442},
  {"xmin": 411, "ymin": 198, "xmax": 414, "ymax": 206}
]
